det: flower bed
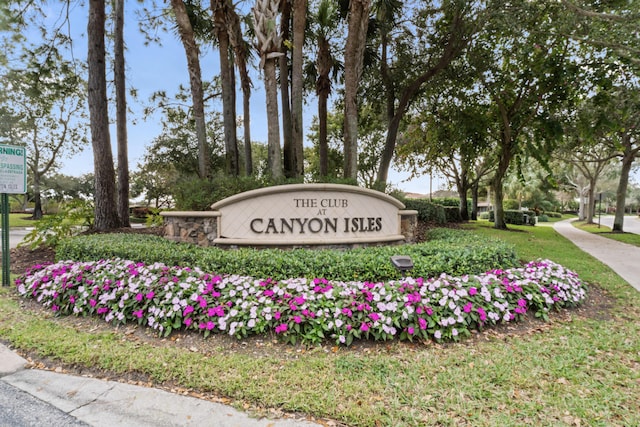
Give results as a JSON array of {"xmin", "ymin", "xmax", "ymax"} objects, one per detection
[{"xmin": 16, "ymin": 259, "xmax": 587, "ymax": 345}]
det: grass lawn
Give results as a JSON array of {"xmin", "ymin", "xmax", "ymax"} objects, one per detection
[
  {"xmin": 6, "ymin": 213, "xmax": 36, "ymax": 228},
  {"xmin": 1, "ymin": 222, "xmax": 639, "ymax": 426}
]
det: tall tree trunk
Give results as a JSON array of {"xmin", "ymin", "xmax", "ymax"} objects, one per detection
[
  {"xmin": 316, "ymin": 35, "xmax": 331, "ymax": 178},
  {"xmin": 586, "ymin": 178, "xmax": 596, "ymax": 224},
  {"xmin": 280, "ymin": 0, "xmax": 293, "ymax": 178},
  {"xmin": 456, "ymin": 168, "xmax": 469, "ymax": 221},
  {"xmin": 265, "ymin": 58, "xmax": 283, "ymax": 178},
  {"xmin": 171, "ymin": 0, "xmax": 209, "ymax": 179},
  {"xmin": 88, "ymin": 0, "xmax": 120, "ymax": 230},
  {"xmin": 343, "ymin": 0, "xmax": 371, "ymax": 181},
  {"xmin": 290, "ymin": 0, "xmax": 306, "ymax": 179},
  {"xmin": 613, "ymin": 142, "xmax": 636, "ymax": 232},
  {"xmin": 213, "ymin": 0, "xmax": 239, "ymax": 176},
  {"xmin": 470, "ymin": 182, "xmax": 479, "ymax": 221},
  {"xmin": 225, "ymin": 2, "xmax": 253, "ymax": 176},
  {"xmin": 114, "ymin": 0, "xmax": 130, "ymax": 227},
  {"xmin": 492, "ymin": 135, "xmax": 514, "ymax": 230},
  {"xmin": 31, "ymin": 173, "xmax": 43, "ymax": 220}
]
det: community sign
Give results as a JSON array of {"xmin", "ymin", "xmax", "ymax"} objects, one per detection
[
  {"xmin": 0, "ymin": 144, "xmax": 27, "ymax": 194},
  {"xmin": 210, "ymin": 183, "xmax": 406, "ymax": 246}
]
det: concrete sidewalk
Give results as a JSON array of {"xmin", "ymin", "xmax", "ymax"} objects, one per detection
[
  {"xmin": 0, "ymin": 344, "xmax": 322, "ymax": 427},
  {"xmin": 553, "ymin": 219, "xmax": 640, "ymax": 292}
]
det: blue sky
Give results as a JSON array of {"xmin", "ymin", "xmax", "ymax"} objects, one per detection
[{"xmin": 40, "ymin": 1, "xmax": 434, "ymax": 194}]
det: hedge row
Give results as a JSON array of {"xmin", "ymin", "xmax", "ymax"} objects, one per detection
[
  {"xmin": 488, "ymin": 210, "xmax": 537, "ymax": 226},
  {"xmin": 56, "ymin": 228, "xmax": 518, "ymax": 282}
]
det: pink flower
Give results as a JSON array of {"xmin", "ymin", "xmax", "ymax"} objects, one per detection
[
  {"xmin": 464, "ymin": 303, "xmax": 473, "ymax": 313},
  {"xmin": 477, "ymin": 307, "xmax": 487, "ymax": 322},
  {"xmin": 133, "ymin": 309, "xmax": 144, "ymax": 318},
  {"xmin": 90, "ymin": 299, "xmax": 97, "ymax": 307},
  {"xmin": 135, "ymin": 293, "xmax": 143, "ymax": 302},
  {"xmin": 360, "ymin": 322, "xmax": 370, "ymax": 332},
  {"xmin": 145, "ymin": 291, "xmax": 155, "ymax": 300},
  {"xmin": 274, "ymin": 311, "xmax": 281, "ymax": 320},
  {"xmin": 275, "ymin": 323, "xmax": 288, "ymax": 334},
  {"xmin": 418, "ymin": 318, "xmax": 427, "ymax": 330},
  {"xmin": 206, "ymin": 321, "xmax": 215, "ymax": 330},
  {"xmin": 294, "ymin": 296, "xmax": 305, "ymax": 305},
  {"xmin": 293, "ymin": 316, "xmax": 302, "ymax": 324},
  {"xmin": 184, "ymin": 318, "xmax": 192, "ymax": 327},
  {"xmin": 369, "ymin": 312, "xmax": 380, "ymax": 321},
  {"xmin": 469, "ymin": 287, "xmax": 478, "ymax": 296},
  {"xmin": 407, "ymin": 327, "xmax": 415, "ymax": 335},
  {"xmin": 183, "ymin": 305, "xmax": 194, "ymax": 316}
]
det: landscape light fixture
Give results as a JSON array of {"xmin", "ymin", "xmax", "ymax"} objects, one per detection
[{"xmin": 390, "ymin": 255, "xmax": 413, "ymax": 275}]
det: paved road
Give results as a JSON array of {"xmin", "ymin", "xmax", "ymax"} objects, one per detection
[
  {"xmin": 596, "ymin": 215, "xmax": 640, "ymax": 234},
  {"xmin": 0, "ymin": 380, "xmax": 88, "ymax": 427},
  {"xmin": 0, "ymin": 228, "xmax": 31, "ymax": 249}
]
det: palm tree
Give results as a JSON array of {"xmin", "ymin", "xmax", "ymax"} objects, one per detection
[
  {"xmin": 212, "ymin": 0, "xmax": 239, "ymax": 176},
  {"xmin": 313, "ymin": 0, "xmax": 339, "ymax": 177},
  {"xmin": 169, "ymin": 0, "xmax": 210, "ymax": 179},
  {"xmin": 290, "ymin": 0, "xmax": 306, "ymax": 178},
  {"xmin": 225, "ymin": 3, "xmax": 254, "ymax": 176},
  {"xmin": 253, "ymin": 0, "xmax": 283, "ymax": 178}
]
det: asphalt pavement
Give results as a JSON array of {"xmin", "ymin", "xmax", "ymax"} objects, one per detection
[
  {"xmin": 0, "ymin": 343, "xmax": 323, "ymax": 427},
  {"xmin": 594, "ymin": 214, "xmax": 640, "ymax": 234}
]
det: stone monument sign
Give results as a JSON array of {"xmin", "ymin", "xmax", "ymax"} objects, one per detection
[{"xmin": 162, "ymin": 183, "xmax": 417, "ymax": 248}]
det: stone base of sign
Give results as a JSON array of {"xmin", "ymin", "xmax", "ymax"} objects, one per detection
[{"xmin": 161, "ymin": 210, "xmax": 418, "ymax": 249}]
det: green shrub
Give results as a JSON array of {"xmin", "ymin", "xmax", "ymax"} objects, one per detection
[
  {"xmin": 402, "ymin": 199, "xmax": 446, "ymax": 224},
  {"xmin": 56, "ymin": 228, "xmax": 518, "ymax": 282},
  {"xmin": 538, "ymin": 214, "xmax": 549, "ymax": 222},
  {"xmin": 443, "ymin": 206, "xmax": 462, "ymax": 223},
  {"xmin": 488, "ymin": 210, "xmax": 536, "ymax": 226},
  {"xmin": 546, "ymin": 211, "xmax": 562, "ymax": 218}
]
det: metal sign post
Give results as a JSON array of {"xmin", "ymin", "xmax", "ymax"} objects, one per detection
[
  {"xmin": 0, "ymin": 144, "xmax": 27, "ymax": 286},
  {"xmin": 2, "ymin": 194, "xmax": 9, "ymax": 286}
]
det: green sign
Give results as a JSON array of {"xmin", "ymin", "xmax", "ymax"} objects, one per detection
[{"xmin": 0, "ymin": 144, "xmax": 27, "ymax": 194}]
